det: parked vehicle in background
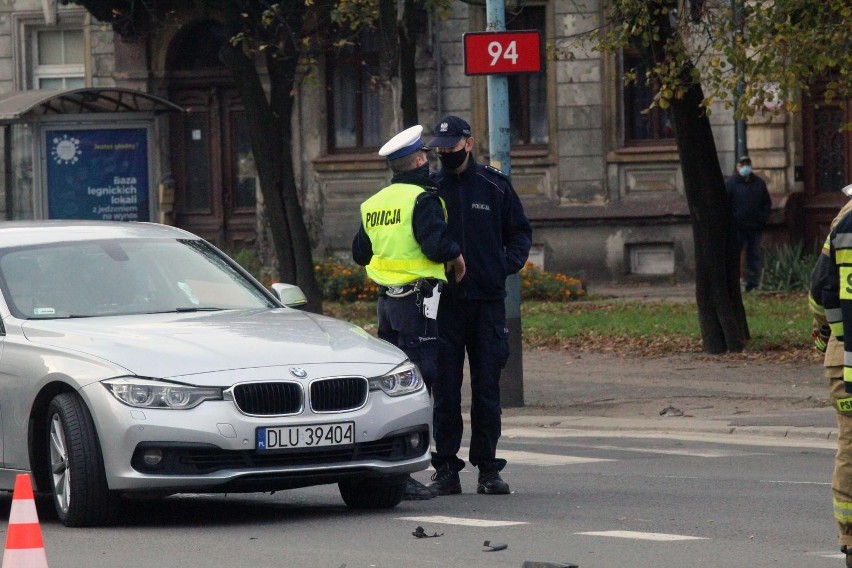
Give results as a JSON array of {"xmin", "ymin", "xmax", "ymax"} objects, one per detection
[{"xmin": 0, "ymin": 221, "xmax": 431, "ymax": 526}]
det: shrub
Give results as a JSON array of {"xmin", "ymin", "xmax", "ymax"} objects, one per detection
[
  {"xmin": 520, "ymin": 263, "xmax": 586, "ymax": 301},
  {"xmin": 759, "ymin": 242, "xmax": 818, "ymax": 293},
  {"xmin": 316, "ymin": 259, "xmax": 586, "ymax": 302},
  {"xmin": 314, "ymin": 258, "xmax": 378, "ymax": 302}
]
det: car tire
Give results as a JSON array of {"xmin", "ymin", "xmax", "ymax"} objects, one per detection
[
  {"xmin": 46, "ymin": 393, "xmax": 117, "ymax": 527},
  {"xmin": 338, "ymin": 477, "xmax": 406, "ymax": 509}
]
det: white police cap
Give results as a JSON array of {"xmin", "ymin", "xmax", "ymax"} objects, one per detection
[
  {"xmin": 843, "ymin": 183, "xmax": 852, "ymax": 197},
  {"xmin": 378, "ymin": 125, "xmax": 427, "ymax": 160}
]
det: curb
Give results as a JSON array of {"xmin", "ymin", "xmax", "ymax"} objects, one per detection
[{"xmin": 497, "ymin": 415, "xmax": 838, "ymax": 444}]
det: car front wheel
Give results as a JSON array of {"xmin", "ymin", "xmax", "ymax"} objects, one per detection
[
  {"xmin": 338, "ymin": 476, "xmax": 406, "ymax": 509},
  {"xmin": 47, "ymin": 393, "xmax": 116, "ymax": 526}
]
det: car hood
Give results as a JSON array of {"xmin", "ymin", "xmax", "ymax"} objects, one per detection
[{"xmin": 19, "ymin": 309, "xmax": 403, "ymax": 379}]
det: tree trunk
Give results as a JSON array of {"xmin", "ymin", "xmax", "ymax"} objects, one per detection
[
  {"xmin": 399, "ymin": 0, "xmax": 419, "ymax": 127},
  {"xmin": 220, "ymin": 6, "xmax": 323, "ymax": 313},
  {"xmin": 651, "ymin": 4, "xmax": 748, "ymax": 353},
  {"xmin": 672, "ymin": 85, "xmax": 749, "ymax": 352},
  {"xmin": 377, "ymin": 0, "xmax": 419, "ymax": 127}
]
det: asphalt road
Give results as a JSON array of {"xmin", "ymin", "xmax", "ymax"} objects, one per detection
[
  {"xmin": 13, "ymin": 426, "xmax": 841, "ymax": 568},
  {"xmin": 5, "ymin": 280, "xmax": 841, "ymax": 568}
]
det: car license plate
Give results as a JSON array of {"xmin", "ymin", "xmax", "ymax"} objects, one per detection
[{"xmin": 256, "ymin": 422, "xmax": 355, "ymax": 451}]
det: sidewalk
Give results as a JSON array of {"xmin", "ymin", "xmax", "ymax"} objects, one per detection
[
  {"xmin": 502, "ymin": 349, "xmax": 835, "ymax": 444},
  {"xmin": 488, "ymin": 282, "xmax": 836, "ymax": 444}
]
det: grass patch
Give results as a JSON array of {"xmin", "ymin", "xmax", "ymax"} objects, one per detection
[
  {"xmin": 740, "ymin": 292, "xmax": 812, "ymax": 352},
  {"xmin": 325, "ymin": 290, "xmax": 816, "ymax": 360},
  {"xmin": 521, "ymin": 300, "xmax": 700, "ymax": 342},
  {"xmin": 523, "ymin": 293, "xmax": 810, "ymax": 346}
]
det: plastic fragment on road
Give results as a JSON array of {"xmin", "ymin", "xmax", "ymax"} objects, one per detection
[
  {"xmin": 411, "ymin": 526, "xmax": 443, "ymax": 538},
  {"xmin": 659, "ymin": 405, "xmax": 684, "ymax": 417},
  {"xmin": 482, "ymin": 540, "xmax": 508, "ymax": 552}
]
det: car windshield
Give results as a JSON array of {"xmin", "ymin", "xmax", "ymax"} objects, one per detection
[{"xmin": 0, "ymin": 238, "xmax": 276, "ymax": 319}]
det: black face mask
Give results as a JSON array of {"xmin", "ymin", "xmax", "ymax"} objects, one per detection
[{"xmin": 438, "ymin": 147, "xmax": 468, "ymax": 170}]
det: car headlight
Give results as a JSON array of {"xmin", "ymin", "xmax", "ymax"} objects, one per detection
[
  {"xmin": 369, "ymin": 363, "xmax": 424, "ymax": 397},
  {"xmin": 103, "ymin": 378, "xmax": 223, "ymax": 409}
]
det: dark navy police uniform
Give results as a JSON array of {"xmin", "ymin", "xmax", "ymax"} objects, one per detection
[
  {"xmin": 431, "ymin": 155, "xmax": 532, "ymax": 472},
  {"xmin": 352, "ymin": 168, "xmax": 460, "ymax": 391}
]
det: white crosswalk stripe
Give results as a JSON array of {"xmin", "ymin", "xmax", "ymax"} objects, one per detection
[
  {"xmin": 397, "ymin": 515, "xmax": 528, "ymax": 527},
  {"xmin": 808, "ymin": 551, "xmax": 845, "ymax": 560},
  {"xmin": 574, "ymin": 444, "xmax": 768, "ymax": 458},
  {"xmin": 453, "ymin": 443, "xmax": 750, "ymax": 466},
  {"xmin": 577, "ymin": 530, "xmax": 706, "ymax": 541},
  {"xmin": 502, "ymin": 428, "xmax": 777, "ymax": 457},
  {"xmin": 459, "ymin": 446, "xmax": 613, "ymax": 466}
]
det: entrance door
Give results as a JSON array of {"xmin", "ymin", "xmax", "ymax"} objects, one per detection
[
  {"xmin": 802, "ymin": 83, "xmax": 852, "ymax": 249},
  {"xmin": 169, "ymin": 85, "xmax": 257, "ymax": 251}
]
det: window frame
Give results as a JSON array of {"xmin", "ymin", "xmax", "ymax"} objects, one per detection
[
  {"xmin": 620, "ymin": 45, "xmax": 675, "ymax": 148},
  {"xmin": 32, "ymin": 28, "xmax": 85, "ymax": 90},
  {"xmin": 13, "ymin": 10, "xmax": 90, "ymax": 91},
  {"xmin": 325, "ymin": 32, "xmax": 383, "ymax": 154},
  {"xmin": 506, "ymin": 5, "xmax": 549, "ymax": 148}
]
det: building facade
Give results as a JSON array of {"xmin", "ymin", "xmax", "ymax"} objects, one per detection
[{"xmin": 0, "ymin": 1, "xmax": 848, "ymax": 285}]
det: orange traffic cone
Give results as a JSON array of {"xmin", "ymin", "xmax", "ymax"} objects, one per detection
[{"xmin": 2, "ymin": 474, "xmax": 47, "ymax": 568}]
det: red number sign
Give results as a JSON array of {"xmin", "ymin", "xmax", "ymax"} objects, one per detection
[{"xmin": 463, "ymin": 30, "xmax": 542, "ymax": 75}]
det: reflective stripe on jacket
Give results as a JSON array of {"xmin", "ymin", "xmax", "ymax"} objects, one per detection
[{"xmin": 822, "ymin": 201, "xmax": 852, "ymax": 384}]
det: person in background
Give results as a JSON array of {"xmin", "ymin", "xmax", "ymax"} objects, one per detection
[
  {"xmin": 352, "ymin": 124, "xmax": 465, "ymax": 501},
  {"xmin": 810, "ymin": 183, "xmax": 852, "ymax": 568},
  {"xmin": 424, "ymin": 115, "xmax": 532, "ymax": 497},
  {"xmin": 725, "ymin": 155, "xmax": 771, "ymax": 292}
]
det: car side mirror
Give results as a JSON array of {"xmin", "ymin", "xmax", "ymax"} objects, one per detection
[{"xmin": 271, "ymin": 283, "xmax": 308, "ymax": 308}]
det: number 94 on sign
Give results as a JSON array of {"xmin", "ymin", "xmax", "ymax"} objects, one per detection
[{"xmin": 463, "ymin": 30, "xmax": 541, "ymax": 75}]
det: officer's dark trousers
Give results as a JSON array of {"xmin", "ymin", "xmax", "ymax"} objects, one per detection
[
  {"xmin": 377, "ymin": 294, "xmax": 438, "ymax": 392},
  {"xmin": 432, "ymin": 298, "xmax": 509, "ymax": 472}
]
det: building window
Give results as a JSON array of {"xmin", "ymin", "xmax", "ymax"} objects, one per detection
[
  {"xmin": 628, "ymin": 243, "xmax": 675, "ymax": 275},
  {"xmin": 622, "ymin": 47, "xmax": 674, "ymax": 146},
  {"xmin": 326, "ymin": 32, "xmax": 382, "ymax": 153},
  {"xmin": 507, "ymin": 6, "xmax": 548, "ymax": 146},
  {"xmin": 32, "ymin": 28, "xmax": 85, "ymax": 89}
]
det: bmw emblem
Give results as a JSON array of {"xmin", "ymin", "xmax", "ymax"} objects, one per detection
[{"xmin": 289, "ymin": 367, "xmax": 308, "ymax": 378}]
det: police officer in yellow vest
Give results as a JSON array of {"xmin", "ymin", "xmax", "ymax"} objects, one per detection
[
  {"xmin": 352, "ymin": 124, "xmax": 465, "ymax": 500},
  {"xmin": 810, "ymin": 183, "xmax": 852, "ymax": 567}
]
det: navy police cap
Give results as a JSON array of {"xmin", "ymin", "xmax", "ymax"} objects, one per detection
[{"xmin": 427, "ymin": 115, "xmax": 472, "ymax": 148}]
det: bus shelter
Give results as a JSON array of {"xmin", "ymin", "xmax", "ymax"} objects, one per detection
[{"xmin": 0, "ymin": 88, "xmax": 182, "ymax": 222}]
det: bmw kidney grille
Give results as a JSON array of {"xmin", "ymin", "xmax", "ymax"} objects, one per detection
[
  {"xmin": 232, "ymin": 382, "xmax": 303, "ymax": 415},
  {"xmin": 231, "ymin": 377, "xmax": 369, "ymax": 415},
  {"xmin": 310, "ymin": 377, "xmax": 369, "ymax": 412}
]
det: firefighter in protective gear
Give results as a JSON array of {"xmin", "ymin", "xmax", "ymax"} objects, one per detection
[
  {"xmin": 352, "ymin": 124, "xmax": 465, "ymax": 501},
  {"xmin": 810, "ymin": 183, "xmax": 852, "ymax": 566}
]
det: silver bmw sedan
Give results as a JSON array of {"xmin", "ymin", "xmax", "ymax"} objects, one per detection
[{"xmin": 0, "ymin": 221, "xmax": 431, "ymax": 526}]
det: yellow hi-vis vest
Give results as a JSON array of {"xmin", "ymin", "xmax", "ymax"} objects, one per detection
[{"xmin": 360, "ymin": 183, "xmax": 447, "ymax": 287}]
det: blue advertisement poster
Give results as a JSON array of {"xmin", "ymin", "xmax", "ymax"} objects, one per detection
[{"xmin": 46, "ymin": 128, "xmax": 149, "ymax": 221}]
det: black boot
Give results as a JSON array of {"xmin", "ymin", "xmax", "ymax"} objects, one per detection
[
  {"xmin": 402, "ymin": 476, "xmax": 433, "ymax": 501},
  {"xmin": 477, "ymin": 466, "xmax": 510, "ymax": 495},
  {"xmin": 842, "ymin": 545, "xmax": 852, "ymax": 568},
  {"xmin": 427, "ymin": 464, "xmax": 462, "ymax": 496}
]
